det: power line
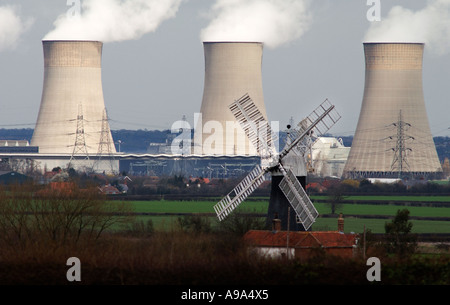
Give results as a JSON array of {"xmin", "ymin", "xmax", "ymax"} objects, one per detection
[
  {"xmin": 93, "ymin": 109, "xmax": 116, "ymax": 174},
  {"xmin": 389, "ymin": 110, "xmax": 413, "ymax": 178},
  {"xmin": 68, "ymin": 104, "xmax": 91, "ymax": 170}
]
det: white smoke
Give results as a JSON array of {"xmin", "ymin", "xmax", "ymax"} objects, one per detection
[
  {"xmin": 200, "ymin": 0, "xmax": 312, "ymax": 48},
  {"xmin": 0, "ymin": 5, "xmax": 33, "ymax": 52},
  {"xmin": 44, "ymin": 0, "xmax": 184, "ymax": 42},
  {"xmin": 365, "ymin": 0, "xmax": 450, "ymax": 55}
]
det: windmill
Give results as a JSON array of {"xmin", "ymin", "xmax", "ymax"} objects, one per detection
[{"xmin": 213, "ymin": 93, "xmax": 341, "ymax": 231}]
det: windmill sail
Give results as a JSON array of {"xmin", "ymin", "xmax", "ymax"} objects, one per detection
[
  {"xmin": 214, "ymin": 164, "xmax": 266, "ymax": 221},
  {"xmin": 229, "ymin": 93, "xmax": 278, "ymax": 159},
  {"xmin": 280, "ymin": 99, "xmax": 341, "ymax": 159},
  {"xmin": 285, "ymin": 118, "xmax": 312, "ymax": 157},
  {"xmin": 285, "ymin": 99, "xmax": 342, "ymax": 167},
  {"xmin": 278, "ymin": 167, "xmax": 319, "ymax": 230}
]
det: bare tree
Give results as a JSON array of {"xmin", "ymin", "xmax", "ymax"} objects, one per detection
[
  {"xmin": 326, "ymin": 185, "xmax": 346, "ymax": 214},
  {"xmin": 0, "ymin": 183, "xmax": 134, "ymax": 252}
]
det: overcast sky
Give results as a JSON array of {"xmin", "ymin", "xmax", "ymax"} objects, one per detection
[{"xmin": 1, "ymin": 0, "xmax": 450, "ymax": 137}]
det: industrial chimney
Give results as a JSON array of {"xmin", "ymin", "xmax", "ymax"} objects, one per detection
[
  {"xmin": 343, "ymin": 43, "xmax": 442, "ymax": 179},
  {"xmin": 31, "ymin": 41, "xmax": 116, "ymax": 170},
  {"xmin": 195, "ymin": 42, "xmax": 268, "ymax": 155}
]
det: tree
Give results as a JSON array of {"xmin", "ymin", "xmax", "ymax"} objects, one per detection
[
  {"xmin": 326, "ymin": 185, "xmax": 346, "ymax": 214},
  {"xmin": 0, "ymin": 182, "xmax": 133, "ymax": 251},
  {"xmin": 384, "ymin": 209, "xmax": 417, "ymax": 257}
]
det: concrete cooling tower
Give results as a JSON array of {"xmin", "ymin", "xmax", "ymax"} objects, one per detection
[
  {"xmin": 31, "ymin": 40, "xmax": 116, "ymax": 172},
  {"xmin": 195, "ymin": 42, "xmax": 268, "ymax": 155},
  {"xmin": 343, "ymin": 43, "xmax": 442, "ymax": 179}
]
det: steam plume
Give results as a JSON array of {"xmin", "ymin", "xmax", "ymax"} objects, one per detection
[
  {"xmin": 200, "ymin": 0, "xmax": 312, "ymax": 48},
  {"xmin": 365, "ymin": 0, "xmax": 450, "ymax": 55},
  {"xmin": 0, "ymin": 6, "xmax": 33, "ymax": 51},
  {"xmin": 44, "ymin": 0, "xmax": 184, "ymax": 42}
]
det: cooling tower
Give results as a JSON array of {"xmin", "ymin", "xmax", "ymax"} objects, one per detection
[
  {"xmin": 195, "ymin": 42, "xmax": 268, "ymax": 155},
  {"xmin": 31, "ymin": 41, "xmax": 116, "ymax": 158},
  {"xmin": 343, "ymin": 43, "xmax": 442, "ymax": 179}
]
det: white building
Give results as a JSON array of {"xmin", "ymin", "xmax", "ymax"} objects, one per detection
[{"xmin": 311, "ymin": 137, "xmax": 350, "ymax": 178}]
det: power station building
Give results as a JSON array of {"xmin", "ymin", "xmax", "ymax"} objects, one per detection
[
  {"xmin": 311, "ymin": 137, "xmax": 350, "ymax": 178},
  {"xmin": 1, "ymin": 41, "xmax": 444, "ymax": 181},
  {"xmin": 1, "ymin": 40, "xmax": 265, "ymax": 177},
  {"xmin": 29, "ymin": 40, "xmax": 117, "ymax": 173},
  {"xmin": 343, "ymin": 43, "xmax": 442, "ymax": 179},
  {"xmin": 117, "ymin": 41, "xmax": 270, "ymax": 178},
  {"xmin": 195, "ymin": 42, "xmax": 268, "ymax": 156}
]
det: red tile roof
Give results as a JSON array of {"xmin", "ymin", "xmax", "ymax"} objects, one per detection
[
  {"xmin": 99, "ymin": 184, "xmax": 121, "ymax": 194},
  {"xmin": 243, "ymin": 230, "xmax": 357, "ymax": 248}
]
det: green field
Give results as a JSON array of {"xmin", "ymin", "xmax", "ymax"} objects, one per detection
[
  {"xmin": 313, "ymin": 202, "xmax": 450, "ymax": 218},
  {"xmin": 311, "ymin": 195, "xmax": 450, "ymax": 202},
  {"xmin": 313, "ymin": 218, "xmax": 450, "ymax": 234},
  {"xmin": 131, "ymin": 215, "xmax": 450, "ymax": 234},
  {"xmin": 128, "ymin": 199, "xmax": 450, "ymax": 217},
  {"xmin": 130, "ymin": 200, "xmax": 267, "ymax": 214},
  {"xmin": 121, "ymin": 197, "xmax": 450, "ymax": 234}
]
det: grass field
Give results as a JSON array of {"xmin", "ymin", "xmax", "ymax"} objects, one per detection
[
  {"xmin": 131, "ymin": 215, "xmax": 450, "ymax": 234},
  {"xmin": 129, "ymin": 200, "xmax": 268, "ymax": 214},
  {"xmin": 313, "ymin": 202, "xmax": 450, "ymax": 217},
  {"xmin": 311, "ymin": 195, "xmax": 450, "ymax": 203},
  {"xmin": 313, "ymin": 218, "xmax": 450, "ymax": 234},
  {"xmin": 121, "ymin": 197, "xmax": 450, "ymax": 234},
  {"xmin": 128, "ymin": 199, "xmax": 450, "ymax": 217}
]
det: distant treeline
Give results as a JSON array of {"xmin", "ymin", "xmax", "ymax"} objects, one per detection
[
  {"xmin": 0, "ymin": 129, "xmax": 34, "ymax": 141},
  {"xmin": 0, "ymin": 128, "xmax": 172, "ymax": 154},
  {"xmin": 1, "ymin": 128, "xmax": 450, "ymax": 162},
  {"xmin": 110, "ymin": 129, "xmax": 171, "ymax": 153}
]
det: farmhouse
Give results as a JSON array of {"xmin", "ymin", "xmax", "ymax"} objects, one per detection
[{"xmin": 243, "ymin": 216, "xmax": 358, "ymax": 261}]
